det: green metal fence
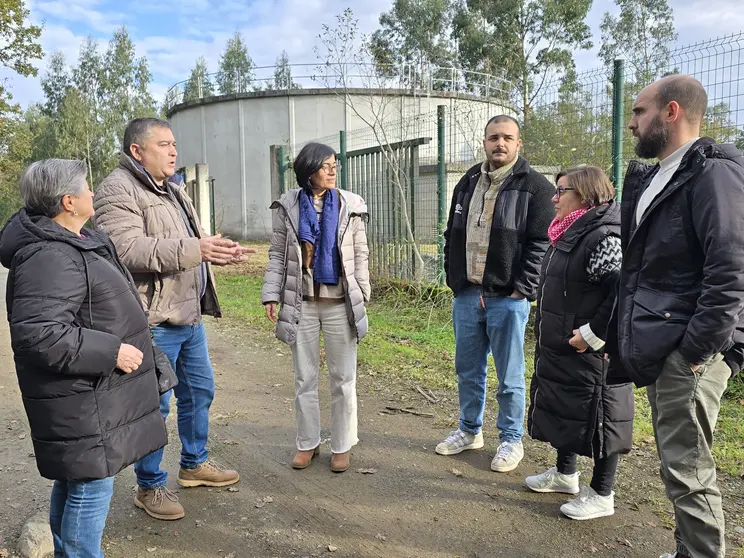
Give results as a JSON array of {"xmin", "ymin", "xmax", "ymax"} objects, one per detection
[{"xmin": 276, "ymin": 33, "xmax": 744, "ymax": 284}]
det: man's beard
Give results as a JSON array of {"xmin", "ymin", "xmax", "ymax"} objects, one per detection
[
  {"xmin": 488, "ymin": 151, "xmax": 517, "ymax": 170},
  {"xmin": 634, "ymin": 115, "xmax": 669, "ymax": 159}
]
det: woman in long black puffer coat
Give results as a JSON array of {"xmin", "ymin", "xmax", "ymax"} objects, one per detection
[
  {"xmin": 0, "ymin": 159, "xmax": 167, "ymax": 557},
  {"xmin": 526, "ymin": 166, "xmax": 634, "ymax": 521}
]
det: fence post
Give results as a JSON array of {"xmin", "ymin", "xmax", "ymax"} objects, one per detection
[
  {"xmin": 339, "ymin": 130, "xmax": 347, "ymax": 190},
  {"xmin": 611, "ymin": 58, "xmax": 625, "ymax": 200},
  {"xmin": 437, "ymin": 105, "xmax": 446, "ymax": 285},
  {"xmin": 277, "ymin": 146, "xmax": 286, "ymax": 195}
]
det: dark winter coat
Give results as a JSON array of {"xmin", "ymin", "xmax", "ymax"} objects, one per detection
[
  {"xmin": 606, "ymin": 138, "xmax": 744, "ymax": 387},
  {"xmin": 528, "ymin": 202, "xmax": 634, "ymax": 459},
  {"xmin": 0, "ymin": 209, "xmax": 167, "ymax": 481},
  {"xmin": 443, "ymin": 157, "xmax": 555, "ymax": 301}
]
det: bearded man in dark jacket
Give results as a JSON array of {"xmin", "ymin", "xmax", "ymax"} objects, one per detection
[{"xmin": 606, "ymin": 74, "xmax": 744, "ymax": 558}]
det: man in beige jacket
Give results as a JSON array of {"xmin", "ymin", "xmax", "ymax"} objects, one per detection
[{"xmin": 93, "ymin": 117, "xmax": 251, "ymax": 521}]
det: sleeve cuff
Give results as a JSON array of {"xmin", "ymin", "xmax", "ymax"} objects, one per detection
[{"xmin": 579, "ymin": 323, "xmax": 605, "ymax": 351}]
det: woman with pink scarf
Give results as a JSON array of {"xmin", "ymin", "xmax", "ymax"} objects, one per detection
[{"xmin": 525, "ymin": 166, "xmax": 634, "ymax": 521}]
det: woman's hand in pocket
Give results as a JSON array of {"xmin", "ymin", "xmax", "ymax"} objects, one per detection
[{"xmin": 569, "ymin": 329, "xmax": 589, "ymax": 353}]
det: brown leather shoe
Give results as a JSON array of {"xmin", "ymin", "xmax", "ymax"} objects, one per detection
[
  {"xmin": 330, "ymin": 451, "xmax": 350, "ymax": 473},
  {"xmin": 292, "ymin": 446, "xmax": 320, "ymax": 469},
  {"xmin": 134, "ymin": 486, "xmax": 185, "ymax": 521},
  {"xmin": 176, "ymin": 460, "xmax": 240, "ymax": 488}
]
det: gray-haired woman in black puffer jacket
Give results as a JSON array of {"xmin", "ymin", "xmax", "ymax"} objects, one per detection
[{"xmin": 0, "ymin": 159, "xmax": 167, "ymax": 558}]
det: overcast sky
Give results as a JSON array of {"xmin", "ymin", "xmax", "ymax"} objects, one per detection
[{"xmin": 3, "ymin": 0, "xmax": 743, "ymax": 109}]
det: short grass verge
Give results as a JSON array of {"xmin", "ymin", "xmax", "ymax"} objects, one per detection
[{"xmin": 216, "ymin": 244, "xmax": 744, "ymax": 476}]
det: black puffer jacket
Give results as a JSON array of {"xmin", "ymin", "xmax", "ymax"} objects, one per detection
[
  {"xmin": 606, "ymin": 138, "xmax": 744, "ymax": 387},
  {"xmin": 0, "ymin": 210, "xmax": 167, "ymax": 481},
  {"xmin": 444, "ymin": 157, "xmax": 555, "ymax": 300},
  {"xmin": 529, "ymin": 203, "xmax": 633, "ymax": 459}
]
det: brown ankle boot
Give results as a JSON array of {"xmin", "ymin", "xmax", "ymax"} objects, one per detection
[
  {"xmin": 330, "ymin": 451, "xmax": 350, "ymax": 473},
  {"xmin": 292, "ymin": 446, "xmax": 320, "ymax": 469}
]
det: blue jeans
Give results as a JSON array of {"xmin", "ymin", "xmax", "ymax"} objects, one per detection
[
  {"xmin": 453, "ymin": 287, "xmax": 530, "ymax": 442},
  {"xmin": 49, "ymin": 477, "xmax": 115, "ymax": 558},
  {"xmin": 134, "ymin": 321, "xmax": 215, "ymax": 489}
]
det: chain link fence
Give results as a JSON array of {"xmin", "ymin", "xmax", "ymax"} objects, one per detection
[{"xmin": 274, "ymin": 33, "xmax": 744, "ymax": 284}]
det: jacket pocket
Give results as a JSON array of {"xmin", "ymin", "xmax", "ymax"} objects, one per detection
[{"xmin": 630, "ymin": 287, "xmax": 695, "ymax": 366}]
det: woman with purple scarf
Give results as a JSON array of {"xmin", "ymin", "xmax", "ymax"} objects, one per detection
[{"xmin": 262, "ymin": 142, "xmax": 371, "ymax": 473}]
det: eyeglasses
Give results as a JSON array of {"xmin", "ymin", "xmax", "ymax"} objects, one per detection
[
  {"xmin": 554, "ymin": 186, "xmax": 576, "ymax": 198},
  {"xmin": 321, "ymin": 162, "xmax": 342, "ymax": 172}
]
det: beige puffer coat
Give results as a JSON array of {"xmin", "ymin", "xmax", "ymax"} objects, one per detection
[
  {"xmin": 93, "ymin": 154, "xmax": 220, "ymax": 327},
  {"xmin": 261, "ymin": 189, "xmax": 370, "ymax": 345}
]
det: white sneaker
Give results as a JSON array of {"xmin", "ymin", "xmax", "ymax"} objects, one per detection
[
  {"xmin": 659, "ymin": 553, "xmax": 678, "ymax": 558},
  {"xmin": 490, "ymin": 440, "xmax": 524, "ymax": 472},
  {"xmin": 560, "ymin": 486, "xmax": 615, "ymax": 520},
  {"xmin": 524, "ymin": 466, "xmax": 580, "ymax": 494},
  {"xmin": 435, "ymin": 430, "xmax": 484, "ymax": 456}
]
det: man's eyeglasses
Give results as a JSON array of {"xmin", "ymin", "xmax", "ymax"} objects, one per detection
[{"xmin": 555, "ymin": 186, "xmax": 576, "ymax": 198}]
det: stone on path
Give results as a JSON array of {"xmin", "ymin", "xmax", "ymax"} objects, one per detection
[{"xmin": 17, "ymin": 512, "xmax": 53, "ymax": 558}]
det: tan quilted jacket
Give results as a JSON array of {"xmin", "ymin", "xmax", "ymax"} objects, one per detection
[
  {"xmin": 261, "ymin": 189, "xmax": 370, "ymax": 345},
  {"xmin": 92, "ymin": 154, "xmax": 220, "ymax": 327}
]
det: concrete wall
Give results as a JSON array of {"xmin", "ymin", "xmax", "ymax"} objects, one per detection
[{"xmin": 168, "ymin": 89, "xmax": 513, "ymax": 240}]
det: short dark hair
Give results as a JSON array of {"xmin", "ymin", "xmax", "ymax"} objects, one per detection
[
  {"xmin": 122, "ymin": 118, "xmax": 171, "ymax": 156},
  {"xmin": 656, "ymin": 75, "xmax": 708, "ymax": 123},
  {"xmin": 484, "ymin": 114, "xmax": 521, "ymax": 137},
  {"xmin": 293, "ymin": 142, "xmax": 336, "ymax": 190}
]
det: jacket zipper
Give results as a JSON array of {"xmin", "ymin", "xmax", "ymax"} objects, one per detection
[
  {"xmin": 337, "ymin": 204, "xmax": 358, "ymax": 340},
  {"xmin": 530, "ymin": 248, "xmax": 556, "ymax": 435}
]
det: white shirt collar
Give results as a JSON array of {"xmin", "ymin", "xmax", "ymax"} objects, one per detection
[{"xmin": 659, "ymin": 137, "xmax": 700, "ymax": 171}]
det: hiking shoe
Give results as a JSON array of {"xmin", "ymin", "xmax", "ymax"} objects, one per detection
[
  {"xmin": 525, "ymin": 466, "xmax": 580, "ymax": 494},
  {"xmin": 560, "ymin": 486, "xmax": 615, "ymax": 520},
  {"xmin": 134, "ymin": 486, "xmax": 184, "ymax": 521},
  {"xmin": 435, "ymin": 430, "xmax": 484, "ymax": 456},
  {"xmin": 490, "ymin": 440, "xmax": 524, "ymax": 472},
  {"xmin": 177, "ymin": 460, "xmax": 240, "ymax": 488}
]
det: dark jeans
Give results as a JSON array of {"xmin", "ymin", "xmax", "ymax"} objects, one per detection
[
  {"xmin": 557, "ymin": 450, "xmax": 619, "ymax": 497},
  {"xmin": 134, "ymin": 321, "xmax": 215, "ymax": 489}
]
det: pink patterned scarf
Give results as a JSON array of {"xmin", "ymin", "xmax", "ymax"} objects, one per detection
[{"xmin": 548, "ymin": 208, "xmax": 589, "ymax": 246}]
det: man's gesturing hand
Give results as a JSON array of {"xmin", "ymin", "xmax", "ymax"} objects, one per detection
[{"xmin": 200, "ymin": 234, "xmax": 255, "ymax": 265}]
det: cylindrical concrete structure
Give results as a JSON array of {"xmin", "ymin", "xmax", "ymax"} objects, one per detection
[{"xmin": 168, "ymin": 88, "xmax": 513, "ymax": 240}]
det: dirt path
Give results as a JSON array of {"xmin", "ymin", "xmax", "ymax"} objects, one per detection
[{"xmin": 1, "ymin": 266, "xmax": 744, "ymax": 557}]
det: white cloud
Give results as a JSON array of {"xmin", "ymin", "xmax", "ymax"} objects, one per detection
[{"xmin": 5, "ymin": 0, "xmax": 743, "ymax": 109}]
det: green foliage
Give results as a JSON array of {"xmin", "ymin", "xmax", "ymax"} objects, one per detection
[
  {"xmin": 184, "ymin": 56, "xmax": 214, "ymax": 101},
  {"xmin": 370, "ymin": 0, "xmax": 455, "ymax": 81},
  {"xmin": 600, "ymin": 0, "xmax": 677, "ymax": 84},
  {"xmin": 271, "ymin": 50, "xmax": 299, "ymax": 91},
  {"xmin": 453, "ymin": 0, "xmax": 593, "ymax": 124},
  {"xmin": 216, "ymin": 32, "xmax": 255, "ymax": 94}
]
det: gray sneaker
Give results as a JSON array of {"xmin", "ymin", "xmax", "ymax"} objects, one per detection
[
  {"xmin": 435, "ymin": 429, "xmax": 484, "ymax": 455},
  {"xmin": 525, "ymin": 466, "xmax": 580, "ymax": 494},
  {"xmin": 490, "ymin": 440, "xmax": 524, "ymax": 472}
]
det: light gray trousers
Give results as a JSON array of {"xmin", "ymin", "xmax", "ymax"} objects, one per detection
[
  {"xmin": 647, "ymin": 349, "xmax": 730, "ymax": 558},
  {"xmin": 292, "ymin": 301, "xmax": 359, "ymax": 454}
]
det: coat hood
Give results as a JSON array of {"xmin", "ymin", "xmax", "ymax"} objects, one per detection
[
  {"xmin": 0, "ymin": 209, "xmax": 107, "ymax": 269},
  {"xmin": 556, "ymin": 200, "xmax": 621, "ymax": 252}
]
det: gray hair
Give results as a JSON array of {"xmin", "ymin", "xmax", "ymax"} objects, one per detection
[
  {"xmin": 20, "ymin": 159, "xmax": 89, "ymax": 218},
  {"xmin": 123, "ymin": 117, "xmax": 171, "ymax": 156}
]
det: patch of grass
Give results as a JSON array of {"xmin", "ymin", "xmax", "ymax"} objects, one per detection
[{"xmin": 217, "ymin": 243, "xmax": 744, "ymax": 476}]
